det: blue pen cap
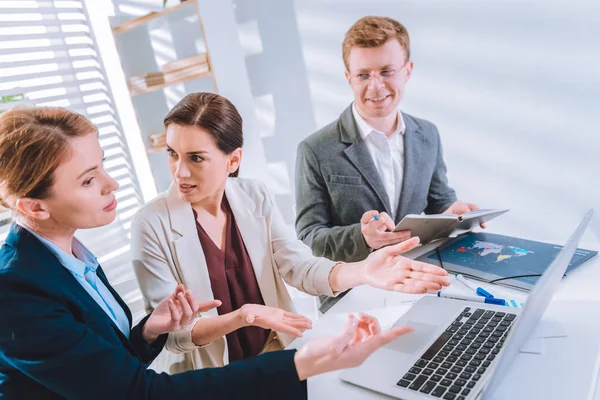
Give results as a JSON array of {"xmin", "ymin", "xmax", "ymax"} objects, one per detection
[
  {"xmin": 476, "ymin": 287, "xmax": 494, "ymax": 299},
  {"xmin": 485, "ymin": 297, "xmax": 506, "ymax": 306}
]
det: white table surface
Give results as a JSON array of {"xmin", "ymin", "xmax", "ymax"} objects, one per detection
[{"xmin": 289, "ymin": 238, "xmax": 600, "ymax": 400}]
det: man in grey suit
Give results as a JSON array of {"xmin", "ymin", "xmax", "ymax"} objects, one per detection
[{"xmin": 295, "ymin": 16, "xmax": 480, "ymax": 268}]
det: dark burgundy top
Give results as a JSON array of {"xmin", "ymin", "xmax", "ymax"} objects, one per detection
[{"xmin": 193, "ymin": 196, "xmax": 270, "ymax": 363}]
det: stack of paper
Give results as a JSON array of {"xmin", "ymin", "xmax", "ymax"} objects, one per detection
[
  {"xmin": 162, "ymin": 53, "xmax": 209, "ymax": 82},
  {"xmin": 148, "ymin": 132, "xmax": 166, "ymax": 151}
]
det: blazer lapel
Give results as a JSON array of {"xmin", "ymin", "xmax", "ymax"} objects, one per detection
[
  {"xmin": 96, "ymin": 266, "xmax": 132, "ymax": 327},
  {"xmin": 339, "ymin": 105, "xmax": 392, "ymax": 215},
  {"xmin": 397, "ymin": 114, "xmax": 425, "ymax": 221},
  {"xmin": 80, "ymin": 268, "xmax": 139, "ymax": 351},
  {"xmin": 166, "ymin": 184, "xmax": 219, "ymax": 318},
  {"xmin": 224, "ymin": 180, "xmax": 280, "ymax": 309}
]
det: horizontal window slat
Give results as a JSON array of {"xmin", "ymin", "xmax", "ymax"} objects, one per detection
[
  {"xmin": 0, "ymin": 43, "xmax": 93, "ymax": 56},
  {"xmin": 0, "ymin": 53, "xmax": 97, "ymax": 69},
  {"xmin": 0, "ymin": 76, "xmax": 101, "ymax": 97},
  {"xmin": 26, "ymin": 88, "xmax": 107, "ymax": 104},
  {"xmin": 0, "ymin": 7, "xmax": 83, "ymax": 14},
  {"xmin": 0, "ymin": 32, "xmax": 89, "ymax": 42},
  {"xmin": 0, "ymin": 20, "xmax": 87, "ymax": 28},
  {"xmin": 0, "ymin": 64, "xmax": 99, "ymax": 82},
  {"xmin": 74, "ymin": 98, "xmax": 113, "ymax": 110}
]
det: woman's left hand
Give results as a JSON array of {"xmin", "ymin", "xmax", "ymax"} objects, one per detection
[
  {"xmin": 143, "ymin": 284, "xmax": 222, "ymax": 343},
  {"xmin": 361, "ymin": 237, "xmax": 450, "ymax": 293}
]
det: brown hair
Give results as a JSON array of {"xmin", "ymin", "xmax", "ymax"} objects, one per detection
[
  {"xmin": 164, "ymin": 92, "xmax": 244, "ymax": 177},
  {"xmin": 342, "ymin": 16, "xmax": 410, "ymax": 70},
  {"xmin": 0, "ymin": 107, "xmax": 96, "ymax": 209}
]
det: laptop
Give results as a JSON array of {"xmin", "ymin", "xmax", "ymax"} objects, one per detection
[{"xmin": 340, "ymin": 210, "xmax": 593, "ymax": 400}]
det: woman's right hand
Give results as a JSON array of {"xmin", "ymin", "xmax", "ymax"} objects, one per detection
[
  {"xmin": 238, "ymin": 304, "xmax": 313, "ymax": 337},
  {"xmin": 294, "ymin": 313, "xmax": 413, "ymax": 380},
  {"xmin": 143, "ymin": 284, "xmax": 221, "ymax": 343}
]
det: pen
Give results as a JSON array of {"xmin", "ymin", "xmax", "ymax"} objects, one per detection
[
  {"xmin": 455, "ymin": 274, "xmax": 495, "ymax": 299},
  {"xmin": 437, "ymin": 291, "xmax": 506, "ymax": 305}
]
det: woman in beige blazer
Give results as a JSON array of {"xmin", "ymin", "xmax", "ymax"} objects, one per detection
[{"xmin": 131, "ymin": 93, "xmax": 450, "ymax": 374}]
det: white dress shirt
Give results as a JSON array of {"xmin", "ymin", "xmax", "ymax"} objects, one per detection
[{"xmin": 352, "ymin": 103, "xmax": 406, "ymax": 219}]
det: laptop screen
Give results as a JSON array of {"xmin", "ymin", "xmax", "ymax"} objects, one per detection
[{"xmin": 481, "ymin": 210, "xmax": 593, "ymax": 399}]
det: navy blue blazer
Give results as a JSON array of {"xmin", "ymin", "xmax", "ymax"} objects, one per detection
[{"xmin": 0, "ymin": 224, "xmax": 306, "ymax": 399}]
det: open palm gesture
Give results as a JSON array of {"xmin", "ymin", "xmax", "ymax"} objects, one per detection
[
  {"xmin": 362, "ymin": 237, "xmax": 450, "ymax": 293},
  {"xmin": 143, "ymin": 284, "xmax": 221, "ymax": 342},
  {"xmin": 240, "ymin": 304, "xmax": 313, "ymax": 337},
  {"xmin": 294, "ymin": 313, "xmax": 413, "ymax": 380}
]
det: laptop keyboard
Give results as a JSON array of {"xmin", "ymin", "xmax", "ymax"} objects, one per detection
[{"xmin": 396, "ymin": 307, "xmax": 516, "ymax": 400}]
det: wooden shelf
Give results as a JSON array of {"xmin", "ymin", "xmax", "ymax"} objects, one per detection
[
  {"xmin": 130, "ymin": 69, "xmax": 211, "ymax": 96},
  {"xmin": 112, "ymin": 0, "xmax": 197, "ymax": 35}
]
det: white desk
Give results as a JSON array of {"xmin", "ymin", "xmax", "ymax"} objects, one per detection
[{"xmin": 290, "ymin": 239, "xmax": 600, "ymax": 400}]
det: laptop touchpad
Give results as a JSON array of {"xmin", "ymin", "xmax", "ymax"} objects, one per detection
[{"xmin": 385, "ymin": 320, "xmax": 438, "ymax": 353}]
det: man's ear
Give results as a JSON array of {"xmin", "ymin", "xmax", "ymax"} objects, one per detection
[
  {"xmin": 404, "ymin": 60, "xmax": 414, "ymax": 82},
  {"xmin": 228, "ymin": 148, "xmax": 243, "ymax": 175},
  {"xmin": 16, "ymin": 198, "xmax": 51, "ymax": 220},
  {"xmin": 344, "ymin": 69, "xmax": 352, "ymax": 85}
]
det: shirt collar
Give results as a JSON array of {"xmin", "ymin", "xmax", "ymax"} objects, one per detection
[
  {"xmin": 352, "ymin": 102, "xmax": 406, "ymax": 140},
  {"xmin": 16, "ymin": 222, "xmax": 98, "ymax": 278}
]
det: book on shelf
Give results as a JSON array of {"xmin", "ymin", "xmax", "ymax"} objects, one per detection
[
  {"xmin": 127, "ymin": 72, "xmax": 165, "ymax": 91},
  {"xmin": 126, "ymin": 57, "xmax": 210, "ymax": 94},
  {"xmin": 162, "ymin": 53, "xmax": 208, "ymax": 74},
  {"xmin": 148, "ymin": 132, "xmax": 166, "ymax": 150},
  {"xmin": 127, "ymin": 72, "xmax": 164, "ymax": 82},
  {"xmin": 164, "ymin": 63, "xmax": 210, "ymax": 82},
  {"xmin": 132, "ymin": 72, "xmax": 163, "ymax": 78},
  {"xmin": 392, "ymin": 208, "xmax": 509, "ymax": 244},
  {"xmin": 129, "ymin": 77, "xmax": 164, "ymax": 84}
]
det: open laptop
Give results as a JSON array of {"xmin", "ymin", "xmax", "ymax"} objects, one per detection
[{"xmin": 340, "ymin": 209, "xmax": 593, "ymax": 400}]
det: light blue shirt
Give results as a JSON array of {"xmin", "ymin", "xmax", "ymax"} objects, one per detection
[{"xmin": 19, "ymin": 224, "xmax": 130, "ymax": 338}]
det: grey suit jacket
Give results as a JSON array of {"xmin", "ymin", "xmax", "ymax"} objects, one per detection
[{"xmin": 295, "ymin": 105, "xmax": 457, "ymax": 262}]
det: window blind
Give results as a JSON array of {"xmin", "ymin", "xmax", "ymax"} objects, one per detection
[{"xmin": 0, "ymin": 0, "xmax": 148, "ymax": 322}]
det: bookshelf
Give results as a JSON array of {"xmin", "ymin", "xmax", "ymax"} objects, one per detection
[
  {"xmin": 110, "ymin": 0, "xmax": 218, "ymax": 192},
  {"xmin": 111, "ymin": 1, "xmax": 194, "ymax": 35}
]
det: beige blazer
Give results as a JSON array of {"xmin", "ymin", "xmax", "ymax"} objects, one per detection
[{"xmin": 131, "ymin": 178, "xmax": 336, "ymax": 373}]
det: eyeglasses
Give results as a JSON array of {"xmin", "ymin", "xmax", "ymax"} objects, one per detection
[{"xmin": 348, "ymin": 61, "xmax": 409, "ymax": 84}]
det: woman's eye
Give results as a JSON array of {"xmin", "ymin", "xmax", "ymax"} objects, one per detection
[
  {"xmin": 191, "ymin": 155, "xmax": 204, "ymax": 163},
  {"xmin": 83, "ymin": 178, "xmax": 94, "ymax": 187},
  {"xmin": 167, "ymin": 149, "xmax": 177, "ymax": 157}
]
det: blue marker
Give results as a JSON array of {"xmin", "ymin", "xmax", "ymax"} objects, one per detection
[
  {"xmin": 437, "ymin": 291, "xmax": 506, "ymax": 306},
  {"xmin": 456, "ymin": 274, "xmax": 495, "ymax": 299},
  {"xmin": 373, "ymin": 214, "xmax": 379, "ymax": 221}
]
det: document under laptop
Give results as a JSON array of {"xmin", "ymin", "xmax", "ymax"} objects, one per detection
[{"xmin": 340, "ymin": 210, "xmax": 593, "ymax": 400}]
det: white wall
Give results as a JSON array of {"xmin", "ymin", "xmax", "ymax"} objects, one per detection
[{"xmin": 235, "ymin": 0, "xmax": 600, "ymax": 243}]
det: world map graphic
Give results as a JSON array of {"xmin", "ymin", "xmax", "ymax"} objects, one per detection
[
  {"xmin": 461, "ymin": 241, "xmax": 534, "ymax": 263},
  {"xmin": 419, "ymin": 232, "xmax": 597, "ymax": 289}
]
